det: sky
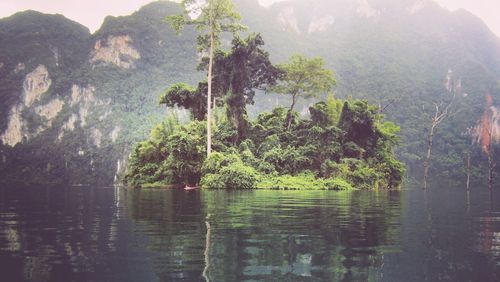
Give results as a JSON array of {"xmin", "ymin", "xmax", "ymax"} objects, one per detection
[{"xmin": 0, "ymin": 0, "xmax": 499, "ymax": 37}]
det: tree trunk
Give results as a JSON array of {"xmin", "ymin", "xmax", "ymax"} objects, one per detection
[
  {"xmin": 202, "ymin": 215, "xmax": 211, "ymax": 282},
  {"xmin": 206, "ymin": 31, "xmax": 214, "ymax": 157},
  {"xmin": 286, "ymin": 94, "xmax": 297, "ymax": 130},
  {"xmin": 466, "ymin": 152, "xmax": 471, "ymax": 191},
  {"xmin": 488, "ymin": 150, "xmax": 494, "ymax": 190},
  {"xmin": 423, "ymin": 125, "xmax": 435, "ymax": 190}
]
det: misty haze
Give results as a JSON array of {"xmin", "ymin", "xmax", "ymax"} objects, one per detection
[{"xmin": 1, "ymin": 0, "xmax": 500, "ymax": 281}]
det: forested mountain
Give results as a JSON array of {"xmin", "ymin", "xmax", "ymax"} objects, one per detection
[
  {"xmin": 1, "ymin": 0, "xmax": 499, "ymax": 185},
  {"xmin": 241, "ymin": 0, "xmax": 500, "ymax": 182},
  {"xmin": 0, "ymin": 2, "xmax": 199, "ymax": 184}
]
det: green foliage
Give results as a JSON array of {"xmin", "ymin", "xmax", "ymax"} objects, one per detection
[
  {"xmin": 271, "ymin": 55, "xmax": 336, "ymax": 100},
  {"xmin": 208, "ymin": 33, "xmax": 281, "ymax": 143},
  {"xmin": 165, "ymin": 121, "xmax": 206, "ymax": 185},
  {"xmin": 0, "ymin": 2, "xmax": 403, "ymax": 188},
  {"xmin": 199, "ymin": 173, "xmax": 225, "ymax": 189},
  {"xmin": 324, "ymin": 177, "xmax": 354, "ymax": 191},
  {"xmin": 256, "ymin": 173, "xmax": 353, "ymax": 191},
  {"xmin": 4, "ymin": 0, "xmax": 500, "ymax": 187},
  {"xmin": 201, "ymin": 153, "xmax": 258, "ymax": 189},
  {"xmin": 125, "ymin": 120, "xmax": 205, "ymax": 187},
  {"xmin": 160, "ymin": 82, "xmax": 207, "ymax": 120},
  {"xmin": 256, "ymin": 173, "xmax": 322, "ymax": 190},
  {"xmin": 326, "ymin": 94, "xmax": 344, "ymax": 125},
  {"xmin": 217, "ymin": 162, "xmax": 258, "ymax": 189},
  {"xmin": 262, "ymin": 145, "xmax": 313, "ymax": 175},
  {"xmin": 166, "ymin": 0, "xmax": 245, "ymax": 51},
  {"xmin": 201, "ymin": 151, "xmax": 240, "ymax": 175},
  {"xmin": 167, "ymin": 0, "xmax": 246, "ymax": 155},
  {"xmin": 270, "ymin": 55, "xmax": 336, "ymax": 128},
  {"xmin": 127, "ymin": 93, "xmax": 405, "ymax": 190}
]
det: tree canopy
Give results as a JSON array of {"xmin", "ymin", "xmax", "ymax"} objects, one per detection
[
  {"xmin": 211, "ymin": 33, "xmax": 281, "ymax": 143},
  {"xmin": 270, "ymin": 55, "xmax": 336, "ymax": 129},
  {"xmin": 167, "ymin": 0, "xmax": 245, "ymax": 156}
]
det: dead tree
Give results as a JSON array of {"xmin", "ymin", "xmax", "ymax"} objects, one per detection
[
  {"xmin": 466, "ymin": 151, "xmax": 471, "ymax": 191},
  {"xmin": 379, "ymin": 97, "xmax": 401, "ymax": 114},
  {"xmin": 423, "ymin": 90, "xmax": 456, "ymax": 190},
  {"xmin": 488, "ymin": 139, "xmax": 495, "ymax": 190}
]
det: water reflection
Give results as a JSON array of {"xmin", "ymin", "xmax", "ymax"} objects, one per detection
[
  {"xmin": 472, "ymin": 190, "xmax": 500, "ymax": 266},
  {"xmin": 126, "ymin": 190, "xmax": 403, "ymax": 281},
  {"xmin": 2, "ymin": 185, "xmax": 500, "ymax": 281},
  {"xmin": 0, "ymin": 185, "xmax": 123, "ymax": 281}
]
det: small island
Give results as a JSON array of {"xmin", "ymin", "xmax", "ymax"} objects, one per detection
[
  {"xmin": 124, "ymin": 38, "xmax": 404, "ymax": 190},
  {"xmin": 124, "ymin": 1, "xmax": 404, "ymax": 190},
  {"xmin": 125, "ymin": 95, "xmax": 405, "ymax": 190}
]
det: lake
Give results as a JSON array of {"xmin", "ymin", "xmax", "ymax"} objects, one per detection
[{"xmin": 0, "ymin": 184, "xmax": 499, "ymax": 281}]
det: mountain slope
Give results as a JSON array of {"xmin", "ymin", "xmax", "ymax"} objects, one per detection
[
  {"xmin": 1, "ymin": 0, "xmax": 500, "ymax": 185},
  {"xmin": 237, "ymin": 0, "xmax": 500, "ymax": 180},
  {"xmin": 0, "ymin": 2, "xmax": 199, "ymax": 184}
]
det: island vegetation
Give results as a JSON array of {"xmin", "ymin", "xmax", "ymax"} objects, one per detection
[{"xmin": 123, "ymin": 0, "xmax": 404, "ymax": 190}]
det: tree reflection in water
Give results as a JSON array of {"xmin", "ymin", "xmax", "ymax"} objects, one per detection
[
  {"xmin": 3, "ymin": 186, "xmax": 499, "ymax": 281},
  {"xmin": 127, "ymin": 189, "xmax": 403, "ymax": 281}
]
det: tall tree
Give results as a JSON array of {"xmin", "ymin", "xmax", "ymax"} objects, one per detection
[
  {"xmin": 210, "ymin": 34, "xmax": 281, "ymax": 143},
  {"xmin": 270, "ymin": 55, "xmax": 336, "ymax": 130},
  {"xmin": 422, "ymin": 70, "xmax": 457, "ymax": 190},
  {"xmin": 167, "ymin": 0, "xmax": 244, "ymax": 156}
]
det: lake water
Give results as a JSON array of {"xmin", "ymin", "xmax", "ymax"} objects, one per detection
[{"xmin": 1, "ymin": 184, "xmax": 499, "ymax": 281}]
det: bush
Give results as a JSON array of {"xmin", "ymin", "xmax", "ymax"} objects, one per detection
[
  {"xmin": 201, "ymin": 161, "xmax": 258, "ymax": 189},
  {"xmin": 200, "ymin": 173, "xmax": 225, "ymax": 189},
  {"xmin": 257, "ymin": 173, "xmax": 329, "ymax": 190},
  {"xmin": 324, "ymin": 177, "xmax": 353, "ymax": 191},
  {"xmin": 126, "ymin": 98, "xmax": 405, "ymax": 190},
  {"xmin": 201, "ymin": 151, "xmax": 241, "ymax": 174},
  {"xmin": 348, "ymin": 165, "xmax": 379, "ymax": 190},
  {"xmin": 218, "ymin": 162, "xmax": 258, "ymax": 189}
]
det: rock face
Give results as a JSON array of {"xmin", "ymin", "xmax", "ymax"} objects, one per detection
[
  {"xmin": 90, "ymin": 35, "xmax": 141, "ymax": 69},
  {"xmin": 23, "ymin": 65, "xmax": 51, "ymax": 107},
  {"xmin": 308, "ymin": 15, "xmax": 335, "ymax": 34},
  {"xmin": 472, "ymin": 105, "xmax": 500, "ymax": 148},
  {"xmin": 90, "ymin": 129, "xmax": 102, "ymax": 148},
  {"xmin": 1, "ymin": 106, "xmax": 25, "ymax": 146},
  {"xmin": 70, "ymin": 84, "xmax": 96, "ymax": 106},
  {"xmin": 1, "ymin": 0, "xmax": 500, "ymax": 185},
  {"xmin": 58, "ymin": 114, "xmax": 78, "ymax": 140},
  {"xmin": 35, "ymin": 99, "xmax": 64, "ymax": 126},
  {"xmin": 110, "ymin": 126, "xmax": 121, "ymax": 143},
  {"xmin": 1, "ymin": 65, "xmax": 53, "ymax": 146},
  {"xmin": 58, "ymin": 84, "xmax": 106, "ymax": 140},
  {"xmin": 278, "ymin": 7, "xmax": 300, "ymax": 34}
]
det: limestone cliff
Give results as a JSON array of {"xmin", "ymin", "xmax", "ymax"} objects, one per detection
[
  {"xmin": 1, "ymin": 65, "xmax": 55, "ymax": 146},
  {"xmin": 23, "ymin": 65, "xmax": 51, "ymax": 107},
  {"xmin": 90, "ymin": 35, "xmax": 141, "ymax": 69}
]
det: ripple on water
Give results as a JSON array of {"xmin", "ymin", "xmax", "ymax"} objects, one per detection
[{"xmin": 0, "ymin": 186, "xmax": 500, "ymax": 281}]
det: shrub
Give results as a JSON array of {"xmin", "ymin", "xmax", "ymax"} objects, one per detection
[
  {"xmin": 201, "ymin": 161, "xmax": 259, "ymax": 189},
  {"xmin": 201, "ymin": 151, "xmax": 241, "ymax": 174},
  {"xmin": 324, "ymin": 177, "xmax": 353, "ymax": 191},
  {"xmin": 218, "ymin": 162, "xmax": 258, "ymax": 189},
  {"xmin": 256, "ymin": 173, "xmax": 326, "ymax": 190},
  {"xmin": 200, "ymin": 173, "xmax": 225, "ymax": 189}
]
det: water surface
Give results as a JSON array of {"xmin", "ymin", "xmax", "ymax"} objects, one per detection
[{"xmin": 0, "ymin": 184, "xmax": 499, "ymax": 281}]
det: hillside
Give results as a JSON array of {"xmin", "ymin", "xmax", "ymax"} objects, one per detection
[
  {"xmin": 238, "ymin": 0, "xmax": 500, "ymax": 181},
  {"xmin": 0, "ymin": 2, "xmax": 200, "ymax": 184},
  {"xmin": 0, "ymin": 0, "xmax": 499, "ymax": 185}
]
